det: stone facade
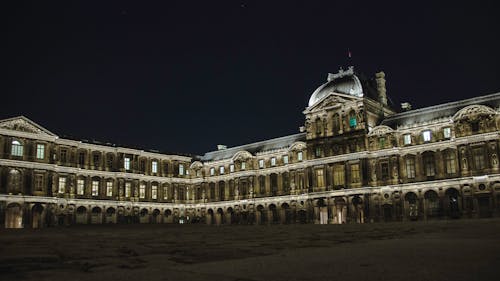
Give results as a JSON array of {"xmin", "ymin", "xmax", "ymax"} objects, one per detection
[{"xmin": 1, "ymin": 67, "xmax": 500, "ymax": 228}]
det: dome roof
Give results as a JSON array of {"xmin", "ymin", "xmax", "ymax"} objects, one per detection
[{"xmin": 308, "ymin": 67, "xmax": 364, "ymax": 107}]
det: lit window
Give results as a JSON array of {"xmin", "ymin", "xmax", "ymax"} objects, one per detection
[
  {"xmin": 350, "ymin": 163, "xmax": 360, "ymax": 183},
  {"xmin": 77, "ymin": 179, "xmax": 85, "ymax": 195},
  {"xmin": 125, "ymin": 182, "xmax": 131, "ymax": 197},
  {"xmin": 283, "ymin": 155, "xmax": 289, "ymax": 164},
  {"xmin": 124, "ymin": 157, "xmax": 131, "ymax": 170},
  {"xmin": 36, "ymin": 144, "xmax": 45, "ymax": 159},
  {"xmin": 333, "ymin": 165, "xmax": 345, "ymax": 186},
  {"xmin": 445, "ymin": 152, "xmax": 456, "ymax": 174},
  {"xmin": 241, "ymin": 162, "xmax": 246, "ymax": 170},
  {"xmin": 403, "ymin": 134, "xmax": 412, "ymax": 145},
  {"xmin": 443, "ymin": 127, "xmax": 451, "ymax": 139},
  {"xmin": 315, "ymin": 147, "xmax": 322, "ymax": 157},
  {"xmin": 316, "ymin": 169, "xmax": 324, "ymax": 187},
  {"xmin": 219, "ymin": 166, "xmax": 225, "ymax": 174},
  {"xmin": 106, "ymin": 181, "xmax": 113, "ymax": 197},
  {"xmin": 163, "ymin": 186, "xmax": 168, "ymax": 200},
  {"xmin": 271, "ymin": 157, "xmax": 276, "ymax": 166},
  {"xmin": 179, "ymin": 164, "xmax": 184, "ymax": 175},
  {"xmin": 186, "ymin": 169, "xmax": 189, "ymax": 175},
  {"xmin": 152, "ymin": 184, "xmax": 158, "ymax": 199},
  {"xmin": 139, "ymin": 183, "xmax": 146, "ymax": 198},
  {"xmin": 210, "ymin": 167, "xmax": 215, "ymax": 176},
  {"xmin": 11, "ymin": 140, "xmax": 23, "ymax": 157},
  {"xmin": 91, "ymin": 180, "xmax": 99, "ymax": 196},
  {"xmin": 423, "ymin": 130, "xmax": 432, "ymax": 142},
  {"xmin": 229, "ymin": 164, "xmax": 234, "ymax": 173},
  {"xmin": 58, "ymin": 177, "xmax": 66, "ymax": 193},
  {"xmin": 406, "ymin": 158, "xmax": 416, "ymax": 179},
  {"xmin": 259, "ymin": 159, "xmax": 264, "ymax": 168},
  {"xmin": 349, "ymin": 111, "xmax": 357, "ymax": 128},
  {"xmin": 297, "ymin": 151, "xmax": 303, "ymax": 161},
  {"xmin": 152, "ymin": 161, "xmax": 158, "ymax": 173}
]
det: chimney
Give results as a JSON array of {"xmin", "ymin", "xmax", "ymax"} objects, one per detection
[
  {"xmin": 217, "ymin": 144, "xmax": 227, "ymax": 151},
  {"xmin": 375, "ymin": 71, "xmax": 387, "ymax": 106}
]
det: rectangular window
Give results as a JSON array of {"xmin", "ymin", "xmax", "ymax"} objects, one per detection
[
  {"xmin": 241, "ymin": 162, "xmax": 246, "ymax": 170},
  {"xmin": 379, "ymin": 137, "xmax": 386, "ymax": 149},
  {"xmin": 139, "ymin": 183, "xmax": 146, "ymax": 198},
  {"xmin": 125, "ymin": 182, "xmax": 131, "ymax": 197},
  {"xmin": 259, "ymin": 159, "xmax": 264, "ymax": 168},
  {"xmin": 163, "ymin": 186, "xmax": 168, "ymax": 200},
  {"xmin": 11, "ymin": 140, "xmax": 23, "ymax": 156},
  {"xmin": 219, "ymin": 166, "xmax": 225, "ymax": 175},
  {"xmin": 283, "ymin": 155, "xmax": 289, "ymax": 164},
  {"xmin": 381, "ymin": 162, "xmax": 389, "ymax": 180},
  {"xmin": 315, "ymin": 169, "xmax": 324, "ymax": 187},
  {"xmin": 315, "ymin": 147, "xmax": 322, "ymax": 157},
  {"xmin": 152, "ymin": 184, "xmax": 158, "ymax": 199},
  {"xmin": 406, "ymin": 158, "xmax": 416, "ymax": 179},
  {"xmin": 35, "ymin": 174, "xmax": 44, "ymax": 191},
  {"xmin": 58, "ymin": 177, "xmax": 66, "ymax": 193},
  {"xmin": 93, "ymin": 154, "xmax": 100, "ymax": 168},
  {"xmin": 124, "ymin": 157, "xmax": 131, "ymax": 170},
  {"xmin": 60, "ymin": 149, "xmax": 67, "ymax": 163},
  {"xmin": 443, "ymin": 127, "xmax": 451, "ymax": 139},
  {"xmin": 210, "ymin": 167, "xmax": 215, "ymax": 176},
  {"xmin": 179, "ymin": 164, "xmax": 184, "ymax": 175},
  {"xmin": 423, "ymin": 130, "xmax": 432, "ymax": 142},
  {"xmin": 106, "ymin": 181, "xmax": 113, "ymax": 197},
  {"xmin": 473, "ymin": 148, "xmax": 485, "ymax": 170},
  {"xmin": 36, "ymin": 144, "xmax": 45, "ymax": 159},
  {"xmin": 350, "ymin": 163, "xmax": 360, "ymax": 183},
  {"xmin": 78, "ymin": 152, "xmax": 85, "ymax": 166},
  {"xmin": 297, "ymin": 151, "xmax": 303, "ymax": 161},
  {"xmin": 333, "ymin": 165, "xmax": 345, "ymax": 186},
  {"xmin": 349, "ymin": 117, "xmax": 357, "ymax": 128},
  {"xmin": 91, "ymin": 180, "xmax": 99, "ymax": 196},
  {"xmin": 445, "ymin": 152, "xmax": 456, "ymax": 174},
  {"xmin": 424, "ymin": 154, "xmax": 436, "ymax": 177},
  {"xmin": 152, "ymin": 161, "xmax": 158, "ymax": 173},
  {"xmin": 271, "ymin": 157, "xmax": 276, "ymax": 166},
  {"xmin": 77, "ymin": 179, "xmax": 85, "ymax": 195},
  {"xmin": 403, "ymin": 134, "xmax": 412, "ymax": 145},
  {"xmin": 229, "ymin": 164, "xmax": 234, "ymax": 173}
]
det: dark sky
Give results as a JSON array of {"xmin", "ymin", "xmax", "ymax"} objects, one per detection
[{"xmin": 3, "ymin": 1, "xmax": 500, "ymax": 155}]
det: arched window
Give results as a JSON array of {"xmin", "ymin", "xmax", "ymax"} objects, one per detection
[{"xmin": 11, "ymin": 140, "xmax": 23, "ymax": 157}]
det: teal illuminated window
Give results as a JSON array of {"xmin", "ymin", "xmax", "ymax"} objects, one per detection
[{"xmin": 349, "ymin": 117, "xmax": 357, "ymax": 128}]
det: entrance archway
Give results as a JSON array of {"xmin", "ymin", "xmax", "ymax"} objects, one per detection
[{"xmin": 5, "ymin": 203, "xmax": 23, "ymax": 228}]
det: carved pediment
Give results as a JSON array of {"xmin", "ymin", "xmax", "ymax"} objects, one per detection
[
  {"xmin": 289, "ymin": 141, "xmax": 307, "ymax": 151},
  {"xmin": 453, "ymin": 105, "xmax": 497, "ymax": 122},
  {"xmin": 368, "ymin": 125, "xmax": 394, "ymax": 136},
  {"xmin": 0, "ymin": 116, "xmax": 57, "ymax": 136},
  {"xmin": 232, "ymin": 150, "xmax": 253, "ymax": 162}
]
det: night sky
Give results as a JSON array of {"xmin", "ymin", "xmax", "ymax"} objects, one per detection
[{"xmin": 4, "ymin": 1, "xmax": 500, "ymax": 155}]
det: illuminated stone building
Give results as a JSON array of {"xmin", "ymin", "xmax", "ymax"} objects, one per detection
[{"xmin": 1, "ymin": 66, "xmax": 499, "ymax": 228}]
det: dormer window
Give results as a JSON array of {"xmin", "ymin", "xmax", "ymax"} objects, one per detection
[
  {"xmin": 241, "ymin": 162, "xmax": 246, "ymax": 170},
  {"xmin": 297, "ymin": 151, "xmax": 303, "ymax": 161},
  {"xmin": 229, "ymin": 164, "xmax": 234, "ymax": 173},
  {"xmin": 283, "ymin": 155, "xmax": 289, "ymax": 164},
  {"xmin": 443, "ymin": 127, "xmax": 451, "ymax": 139},
  {"xmin": 349, "ymin": 111, "xmax": 357, "ymax": 128},
  {"xmin": 271, "ymin": 157, "xmax": 276, "ymax": 166},
  {"xmin": 423, "ymin": 130, "xmax": 432, "ymax": 142},
  {"xmin": 210, "ymin": 167, "xmax": 215, "ymax": 176},
  {"xmin": 179, "ymin": 164, "xmax": 185, "ymax": 175},
  {"xmin": 259, "ymin": 159, "xmax": 264, "ymax": 168},
  {"xmin": 219, "ymin": 166, "xmax": 225, "ymax": 175},
  {"xmin": 403, "ymin": 134, "xmax": 412, "ymax": 145}
]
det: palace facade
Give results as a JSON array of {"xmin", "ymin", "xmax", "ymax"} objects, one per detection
[{"xmin": 2, "ymin": 67, "xmax": 500, "ymax": 228}]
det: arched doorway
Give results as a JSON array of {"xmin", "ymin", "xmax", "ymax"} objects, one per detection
[
  {"xmin": 269, "ymin": 204, "xmax": 279, "ymax": 224},
  {"xmin": 216, "ymin": 208, "xmax": 224, "ymax": 225},
  {"xmin": 297, "ymin": 209, "xmax": 307, "ymax": 224},
  {"xmin": 352, "ymin": 196, "xmax": 364, "ymax": 223},
  {"xmin": 404, "ymin": 192, "xmax": 419, "ymax": 220},
  {"xmin": 152, "ymin": 209, "xmax": 161, "ymax": 224},
  {"xmin": 76, "ymin": 206, "xmax": 88, "ymax": 224},
  {"xmin": 280, "ymin": 203, "xmax": 292, "ymax": 224},
  {"xmin": 206, "ymin": 209, "xmax": 214, "ymax": 225},
  {"xmin": 5, "ymin": 203, "xmax": 23, "ymax": 228},
  {"xmin": 164, "ymin": 209, "xmax": 173, "ymax": 224},
  {"xmin": 91, "ymin": 207, "xmax": 102, "ymax": 224},
  {"xmin": 256, "ymin": 205, "xmax": 266, "ymax": 225},
  {"xmin": 445, "ymin": 188, "xmax": 461, "ymax": 218},
  {"xmin": 140, "ymin": 208, "xmax": 149, "ymax": 223},
  {"xmin": 105, "ymin": 207, "xmax": 116, "ymax": 224},
  {"xmin": 424, "ymin": 190, "xmax": 441, "ymax": 219},
  {"xmin": 32, "ymin": 204, "xmax": 44, "ymax": 228}
]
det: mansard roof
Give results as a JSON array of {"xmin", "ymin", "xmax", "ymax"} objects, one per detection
[
  {"xmin": 199, "ymin": 133, "xmax": 306, "ymax": 162},
  {"xmin": 381, "ymin": 92, "xmax": 500, "ymax": 127}
]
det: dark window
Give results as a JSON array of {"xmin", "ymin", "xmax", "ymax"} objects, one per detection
[
  {"xmin": 107, "ymin": 155, "xmax": 114, "ymax": 169},
  {"xmin": 424, "ymin": 153, "xmax": 436, "ymax": 177},
  {"xmin": 60, "ymin": 149, "xmax": 67, "ymax": 163},
  {"xmin": 78, "ymin": 152, "xmax": 85, "ymax": 166},
  {"xmin": 93, "ymin": 154, "xmax": 100, "ymax": 168},
  {"xmin": 473, "ymin": 148, "xmax": 485, "ymax": 170},
  {"xmin": 381, "ymin": 162, "xmax": 389, "ymax": 180}
]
